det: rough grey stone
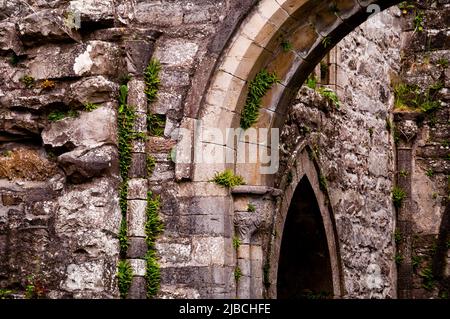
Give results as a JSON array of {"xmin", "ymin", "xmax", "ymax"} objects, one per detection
[
  {"xmin": 42, "ymin": 106, "xmax": 116, "ymax": 149},
  {"xmin": 70, "ymin": 76, "xmax": 118, "ymax": 105},
  {"xmin": 28, "ymin": 41, "xmax": 123, "ymax": 80},
  {"xmin": 127, "ymin": 276, "xmax": 147, "ymax": 299},
  {"xmin": 127, "ymin": 237, "xmax": 147, "ymax": 259},
  {"xmin": 57, "ymin": 144, "xmax": 117, "ymax": 182},
  {"xmin": 154, "ymin": 40, "xmax": 199, "ymax": 68},
  {"xmin": 127, "ymin": 199, "xmax": 146, "ymax": 237},
  {"xmin": 0, "ymin": 22, "xmax": 23, "ymax": 54}
]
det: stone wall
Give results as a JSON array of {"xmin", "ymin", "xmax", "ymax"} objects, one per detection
[
  {"xmin": 278, "ymin": 7, "xmax": 402, "ymax": 298},
  {"xmin": 0, "ymin": 0, "xmax": 448, "ymax": 299},
  {"xmin": 393, "ymin": 1, "xmax": 450, "ymax": 299}
]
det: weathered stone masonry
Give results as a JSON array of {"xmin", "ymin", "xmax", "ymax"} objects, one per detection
[{"xmin": 0, "ymin": 0, "xmax": 449, "ymax": 299}]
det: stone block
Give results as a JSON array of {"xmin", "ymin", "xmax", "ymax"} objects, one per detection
[
  {"xmin": 127, "ymin": 178, "xmax": 147, "ymax": 200},
  {"xmin": 62, "ymin": 260, "xmax": 105, "ymax": 292},
  {"xmin": 127, "ymin": 276, "xmax": 147, "ymax": 299},
  {"xmin": 28, "ymin": 41, "xmax": 123, "ymax": 80},
  {"xmin": 69, "ymin": 0, "xmax": 115, "ymax": 23},
  {"xmin": 151, "ymin": 91, "xmax": 183, "ymax": 115},
  {"xmin": 219, "ymin": 35, "xmax": 269, "ymax": 80},
  {"xmin": 17, "ymin": 9, "xmax": 77, "ymax": 46},
  {"xmin": 132, "ymin": 139, "xmax": 146, "ymax": 153},
  {"xmin": 58, "ymin": 144, "xmax": 117, "ymax": 182},
  {"xmin": 154, "ymin": 39, "xmax": 199, "ymax": 68},
  {"xmin": 42, "ymin": 106, "xmax": 117, "ymax": 148},
  {"xmin": 124, "ymin": 40, "xmax": 154, "ymax": 76},
  {"xmin": 70, "ymin": 76, "xmax": 118, "ymax": 105},
  {"xmin": 127, "ymin": 237, "xmax": 147, "ymax": 259},
  {"xmin": 157, "ymin": 240, "xmax": 192, "ymax": 266},
  {"xmin": 290, "ymin": 23, "xmax": 319, "ymax": 58},
  {"xmin": 160, "ymin": 266, "xmax": 212, "ymax": 287},
  {"xmin": 160, "ymin": 69, "xmax": 190, "ymax": 87},
  {"xmin": 129, "ymin": 153, "xmax": 147, "ymax": 178},
  {"xmin": 133, "ymin": 112, "xmax": 147, "ymax": 133},
  {"xmin": 135, "ymin": 3, "xmax": 184, "ymax": 27},
  {"xmin": 127, "ymin": 79, "xmax": 147, "ymax": 113},
  {"xmin": 127, "ymin": 199, "xmax": 146, "ymax": 237},
  {"xmin": 164, "ymin": 213, "xmax": 228, "ymax": 237},
  {"xmin": 129, "ymin": 258, "xmax": 146, "ymax": 277},
  {"xmin": 2, "ymin": 194, "xmax": 22, "ymax": 206},
  {"xmin": 0, "ymin": 21, "xmax": 22, "ymax": 54},
  {"xmin": 191, "ymin": 237, "xmax": 226, "ymax": 266}
]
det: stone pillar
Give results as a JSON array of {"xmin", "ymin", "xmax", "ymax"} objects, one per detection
[
  {"xmin": 394, "ymin": 113, "xmax": 419, "ymax": 299},
  {"xmin": 123, "ymin": 34, "xmax": 157, "ymax": 299},
  {"xmin": 232, "ymin": 186, "xmax": 278, "ymax": 299}
]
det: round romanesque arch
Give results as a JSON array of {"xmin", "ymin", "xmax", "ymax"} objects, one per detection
[{"xmin": 187, "ymin": 0, "xmax": 402, "ymax": 185}]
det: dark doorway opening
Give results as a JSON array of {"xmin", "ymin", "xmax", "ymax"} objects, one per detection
[{"xmin": 277, "ymin": 176, "xmax": 333, "ymax": 299}]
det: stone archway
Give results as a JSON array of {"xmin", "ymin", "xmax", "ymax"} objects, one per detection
[
  {"xmin": 179, "ymin": 0, "xmax": 403, "ymax": 185},
  {"xmin": 277, "ymin": 175, "xmax": 333, "ymax": 299},
  {"xmin": 172, "ymin": 0, "xmax": 403, "ymax": 298},
  {"xmin": 267, "ymin": 146, "xmax": 343, "ymax": 299}
]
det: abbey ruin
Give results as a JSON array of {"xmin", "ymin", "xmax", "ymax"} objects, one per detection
[{"xmin": 0, "ymin": 0, "xmax": 449, "ymax": 299}]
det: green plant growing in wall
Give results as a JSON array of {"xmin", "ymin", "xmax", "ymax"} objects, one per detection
[
  {"xmin": 48, "ymin": 110, "xmax": 79, "ymax": 122},
  {"xmin": 318, "ymin": 87, "xmax": 340, "ymax": 109},
  {"xmin": 399, "ymin": 169, "xmax": 409, "ymax": 178},
  {"xmin": 233, "ymin": 236, "xmax": 241, "ymax": 250},
  {"xmin": 247, "ymin": 203, "xmax": 256, "ymax": 212},
  {"xmin": 9, "ymin": 52, "xmax": 19, "ymax": 66},
  {"xmin": 118, "ymin": 218, "xmax": 128, "ymax": 254},
  {"xmin": 321, "ymin": 36, "xmax": 332, "ymax": 48},
  {"xmin": 281, "ymin": 40, "xmax": 292, "ymax": 52},
  {"xmin": 147, "ymin": 114, "xmax": 166, "ymax": 137},
  {"xmin": 117, "ymin": 84, "xmax": 135, "ymax": 255},
  {"xmin": 234, "ymin": 266, "xmax": 242, "ymax": 282},
  {"xmin": 40, "ymin": 79, "xmax": 55, "ymax": 90},
  {"xmin": 398, "ymin": 1, "xmax": 416, "ymax": 14},
  {"xmin": 211, "ymin": 170, "xmax": 245, "ymax": 188},
  {"xmin": 394, "ymin": 253, "xmax": 404, "ymax": 265},
  {"xmin": 145, "ymin": 192, "xmax": 163, "ymax": 249},
  {"xmin": 240, "ymin": 69, "xmax": 279, "ymax": 130},
  {"xmin": 20, "ymin": 75, "xmax": 35, "ymax": 88},
  {"xmin": 420, "ymin": 266, "xmax": 435, "ymax": 290},
  {"xmin": 145, "ymin": 250, "xmax": 160, "ymax": 298},
  {"xmin": 394, "ymin": 82, "xmax": 442, "ymax": 113},
  {"xmin": 145, "ymin": 191, "xmax": 164, "ymax": 298},
  {"xmin": 119, "ymin": 73, "xmax": 131, "ymax": 85},
  {"xmin": 392, "ymin": 186, "xmax": 406, "ymax": 208},
  {"xmin": 319, "ymin": 174, "xmax": 328, "ymax": 192},
  {"xmin": 414, "ymin": 11, "xmax": 424, "ymax": 32},
  {"xmin": 395, "ymin": 229, "xmax": 402, "ymax": 244},
  {"xmin": 144, "ymin": 59, "xmax": 161, "ymax": 103},
  {"xmin": 147, "ymin": 155, "xmax": 156, "ymax": 176},
  {"xmin": 436, "ymin": 58, "xmax": 449, "ymax": 68},
  {"xmin": 425, "ymin": 169, "xmax": 434, "ymax": 177},
  {"xmin": 24, "ymin": 275, "xmax": 46, "ymax": 299},
  {"xmin": 306, "ymin": 75, "xmax": 317, "ymax": 90},
  {"xmin": 412, "ymin": 255, "xmax": 422, "ymax": 270},
  {"xmin": 117, "ymin": 260, "xmax": 133, "ymax": 299},
  {"xmin": 84, "ymin": 102, "xmax": 99, "ymax": 112},
  {"xmin": 0, "ymin": 289, "xmax": 13, "ymax": 299}
]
